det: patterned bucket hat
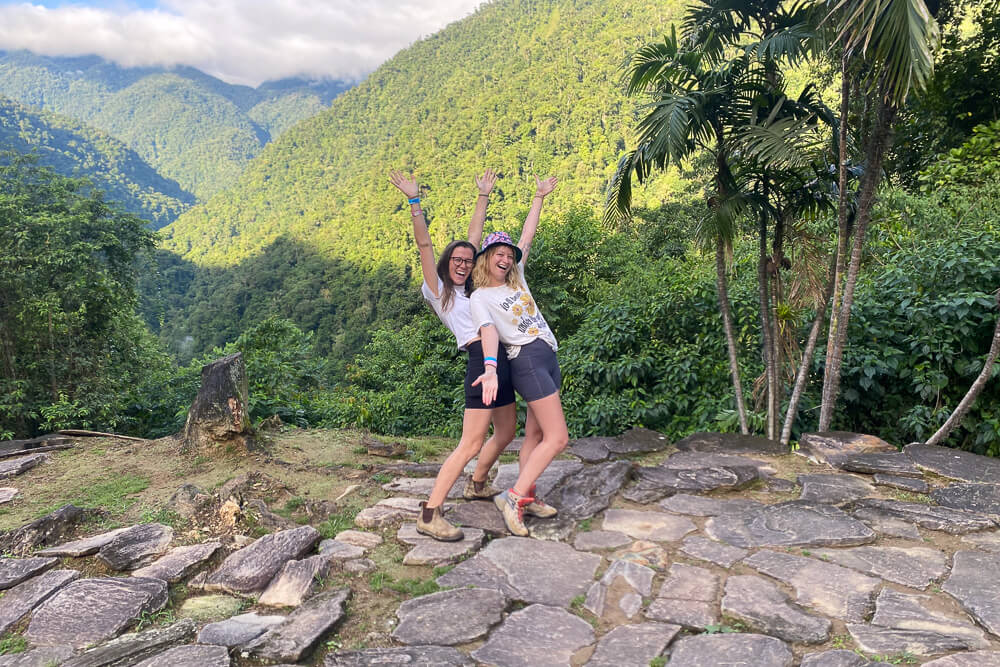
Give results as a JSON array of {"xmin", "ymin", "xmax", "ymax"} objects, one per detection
[{"xmin": 477, "ymin": 230, "xmax": 523, "ymax": 263}]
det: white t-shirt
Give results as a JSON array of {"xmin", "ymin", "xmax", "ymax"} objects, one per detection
[
  {"xmin": 422, "ymin": 278, "xmax": 479, "ymax": 350},
  {"xmin": 469, "ymin": 263, "xmax": 557, "ymax": 359}
]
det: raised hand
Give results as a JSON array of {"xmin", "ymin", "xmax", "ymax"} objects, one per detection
[
  {"xmin": 389, "ymin": 170, "xmax": 419, "ymax": 200},
  {"xmin": 471, "ymin": 368, "xmax": 498, "ymax": 407},
  {"xmin": 534, "ymin": 175, "xmax": 558, "ymax": 199},
  {"xmin": 476, "ymin": 169, "xmax": 498, "ymax": 196}
]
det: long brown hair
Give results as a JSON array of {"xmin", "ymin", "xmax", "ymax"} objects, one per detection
[
  {"xmin": 472, "ymin": 245, "xmax": 524, "ymax": 291},
  {"xmin": 436, "ymin": 240, "xmax": 476, "ymax": 312}
]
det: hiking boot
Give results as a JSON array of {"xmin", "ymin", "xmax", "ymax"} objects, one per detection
[
  {"xmin": 524, "ymin": 485, "xmax": 558, "ymax": 518},
  {"xmin": 463, "ymin": 476, "xmax": 500, "ymax": 500},
  {"xmin": 416, "ymin": 502, "xmax": 463, "ymax": 542},
  {"xmin": 494, "ymin": 488, "xmax": 532, "ymax": 537}
]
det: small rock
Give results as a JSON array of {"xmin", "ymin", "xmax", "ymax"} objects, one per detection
[
  {"xmin": 679, "ymin": 535, "xmax": 748, "ymax": 568},
  {"xmin": 132, "ymin": 645, "xmax": 230, "ymax": 667},
  {"xmin": 585, "ymin": 622, "xmax": 679, "ymax": 667},
  {"xmin": 873, "ymin": 474, "xmax": 929, "ymax": 493},
  {"xmin": 583, "ymin": 559, "xmax": 654, "ymax": 620},
  {"xmin": 602, "ymin": 509, "xmax": 696, "ymax": 542},
  {"xmin": 0, "ymin": 569, "xmax": 79, "ymax": 635},
  {"xmin": 244, "ymin": 588, "xmax": 351, "ymax": 663},
  {"xmin": 0, "ymin": 453, "xmax": 48, "ymax": 479},
  {"xmin": 318, "ymin": 539, "xmax": 366, "ymax": 560},
  {"xmin": 667, "ymin": 633, "xmax": 793, "ymax": 667},
  {"xmin": 197, "ymin": 612, "xmax": 286, "ymax": 646},
  {"xmin": 799, "ymin": 432, "xmax": 896, "ymax": 467},
  {"xmin": 798, "ymin": 474, "xmax": 876, "ymax": 505},
  {"xmin": 364, "ymin": 435, "xmax": 407, "ymax": 457},
  {"xmin": 645, "ymin": 563, "xmax": 719, "ymax": 630},
  {"xmin": 611, "ymin": 540, "xmax": 670, "ymax": 571},
  {"xmin": 0, "ymin": 488, "xmax": 18, "ymax": 504},
  {"xmin": 393, "ymin": 588, "xmax": 506, "ymax": 645},
  {"xmin": 471, "ymin": 604, "xmax": 593, "ymax": 667},
  {"xmin": 168, "ymin": 484, "xmax": 212, "ymax": 518},
  {"xmin": 0, "ymin": 556, "xmax": 57, "ymax": 590},
  {"xmin": 722, "ymin": 575, "xmax": 831, "ymax": 643},
  {"xmin": 342, "ymin": 558, "xmax": 376, "ymax": 573},
  {"xmin": 354, "ymin": 497, "xmax": 425, "ymax": 529},
  {"xmin": 396, "ymin": 523, "xmax": 484, "ymax": 566},
  {"xmin": 97, "ymin": 523, "xmax": 174, "ymax": 571},
  {"xmin": 572, "ymin": 530, "xmax": 631, "ymax": 552},
  {"xmin": 333, "ymin": 530, "xmax": 382, "ymax": 549},
  {"xmin": 131, "ymin": 541, "xmax": 220, "ymax": 582}
]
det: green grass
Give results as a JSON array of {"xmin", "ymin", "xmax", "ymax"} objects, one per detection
[
  {"xmin": 139, "ymin": 506, "xmax": 185, "ymax": 529},
  {"xmin": 861, "ymin": 650, "xmax": 918, "ymax": 664},
  {"xmin": 38, "ymin": 474, "xmax": 151, "ymax": 517},
  {"xmin": 577, "ymin": 518, "xmax": 593, "ymax": 532},
  {"xmin": 317, "ymin": 511, "xmax": 357, "ymax": 539},
  {"xmin": 0, "ymin": 633, "xmax": 27, "ymax": 655},
  {"xmin": 649, "ymin": 658, "xmax": 666, "ymax": 667},
  {"xmin": 368, "ymin": 572, "xmax": 441, "ymax": 597},
  {"xmin": 135, "ymin": 608, "xmax": 176, "ymax": 631}
]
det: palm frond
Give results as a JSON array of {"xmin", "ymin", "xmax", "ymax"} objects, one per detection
[{"xmin": 733, "ymin": 114, "xmax": 828, "ymax": 170}]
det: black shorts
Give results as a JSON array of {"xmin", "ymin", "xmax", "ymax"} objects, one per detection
[
  {"xmin": 510, "ymin": 338, "xmax": 561, "ymax": 402},
  {"xmin": 465, "ymin": 340, "xmax": 515, "ymax": 410}
]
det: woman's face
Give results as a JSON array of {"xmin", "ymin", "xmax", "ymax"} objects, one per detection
[
  {"xmin": 489, "ymin": 245, "xmax": 515, "ymax": 284},
  {"xmin": 448, "ymin": 246, "xmax": 475, "ymax": 286}
]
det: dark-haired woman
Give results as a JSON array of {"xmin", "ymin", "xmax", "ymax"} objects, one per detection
[{"xmin": 388, "ymin": 169, "xmax": 516, "ymax": 541}]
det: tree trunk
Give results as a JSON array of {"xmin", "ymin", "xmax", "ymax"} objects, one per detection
[
  {"xmin": 758, "ymin": 212, "xmax": 777, "ymax": 440},
  {"xmin": 716, "ymin": 235, "xmax": 749, "ymax": 434},
  {"xmin": 182, "ymin": 352, "xmax": 255, "ymax": 455},
  {"xmin": 926, "ymin": 292, "xmax": 1000, "ymax": 446}
]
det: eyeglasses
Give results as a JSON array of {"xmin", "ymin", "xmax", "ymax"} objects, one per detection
[{"xmin": 451, "ymin": 257, "xmax": 475, "ymax": 267}]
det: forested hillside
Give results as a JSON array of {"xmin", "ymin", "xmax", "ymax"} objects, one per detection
[{"xmin": 0, "ymin": 51, "xmax": 352, "ymax": 199}]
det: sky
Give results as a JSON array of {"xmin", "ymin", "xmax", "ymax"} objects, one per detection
[{"xmin": 0, "ymin": 0, "xmax": 485, "ymax": 86}]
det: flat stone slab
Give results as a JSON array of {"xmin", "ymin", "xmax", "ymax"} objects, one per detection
[
  {"xmin": 646, "ymin": 563, "xmax": 720, "ymax": 630},
  {"xmin": 177, "ymin": 594, "xmax": 244, "ymax": 621},
  {"xmin": 324, "ymin": 647, "xmax": 474, "ymax": 666},
  {"xmin": 343, "ymin": 558, "xmax": 375, "ymax": 573},
  {"xmin": 705, "ymin": 500, "xmax": 876, "ymax": 548},
  {"xmin": 197, "ymin": 612, "xmax": 286, "ymax": 646},
  {"xmin": 354, "ymin": 497, "xmax": 426, "ymax": 529},
  {"xmin": 437, "ymin": 536, "xmax": 600, "ymax": 607},
  {"xmin": 396, "ymin": 522, "xmax": 484, "ymax": 566},
  {"xmin": 27, "ymin": 576, "xmax": 168, "ymax": 648},
  {"xmin": 660, "ymin": 493, "xmax": 763, "ymax": 516},
  {"xmin": 393, "ymin": 588, "xmax": 506, "ymax": 645},
  {"xmin": 874, "ymin": 474, "xmax": 929, "ymax": 493},
  {"xmin": 544, "ymin": 460, "xmax": 631, "ymax": 520},
  {"xmin": 606, "ymin": 427, "xmax": 670, "ymax": 454},
  {"xmin": 0, "ymin": 453, "xmax": 48, "ymax": 479},
  {"xmin": 811, "ymin": 545, "xmax": 947, "ymax": 589},
  {"xmin": 471, "ymin": 604, "xmax": 593, "ymax": 667},
  {"xmin": 318, "ymin": 539, "xmax": 366, "ymax": 560},
  {"xmin": 381, "ymin": 476, "xmax": 464, "ymax": 499},
  {"xmin": 35, "ymin": 526, "xmax": 132, "ymax": 557},
  {"xmin": 585, "ymin": 622, "xmax": 679, "ymax": 667},
  {"xmin": 204, "ymin": 525, "xmax": 320, "ymax": 594},
  {"xmin": 0, "ymin": 556, "xmax": 57, "ymax": 590},
  {"xmin": 679, "ymin": 535, "xmax": 748, "ymax": 567},
  {"xmin": 801, "ymin": 650, "xmax": 875, "ymax": 666},
  {"xmin": 962, "ymin": 530, "xmax": 1000, "ymax": 552},
  {"xmin": 625, "ymin": 464, "xmax": 760, "ymax": 503},
  {"xmin": 494, "ymin": 460, "xmax": 582, "ymax": 499},
  {"xmin": 602, "ymin": 509, "xmax": 696, "ymax": 542},
  {"xmin": 132, "ymin": 541, "xmax": 221, "ymax": 582},
  {"xmin": 667, "ymin": 633, "xmax": 794, "ymax": 667},
  {"xmin": 333, "ymin": 530, "xmax": 382, "ymax": 549},
  {"xmin": 674, "ymin": 431, "xmax": 788, "ymax": 455},
  {"xmin": 526, "ymin": 515, "xmax": 575, "ymax": 541},
  {"xmin": 133, "ymin": 645, "xmax": 230, "ymax": 667},
  {"xmin": 0, "ymin": 488, "xmax": 17, "ymax": 504},
  {"xmin": 259, "ymin": 554, "xmax": 332, "ymax": 607},
  {"xmin": 847, "ymin": 498, "xmax": 996, "ymax": 534},
  {"xmin": 566, "ymin": 436, "xmax": 614, "ymax": 462},
  {"xmin": 59, "ymin": 618, "xmax": 196, "ymax": 667},
  {"xmin": 933, "ymin": 484, "xmax": 1000, "ymax": 516},
  {"xmin": 97, "ymin": 523, "xmax": 174, "ymax": 571},
  {"xmin": 923, "ymin": 652, "xmax": 1000, "ymax": 666},
  {"xmin": 905, "ymin": 443, "xmax": 1000, "ymax": 483},
  {"xmin": 449, "ymin": 500, "xmax": 506, "ymax": 535},
  {"xmin": 0, "ymin": 568, "xmax": 79, "ymax": 635},
  {"xmin": 798, "ymin": 474, "xmax": 876, "ymax": 505},
  {"xmin": 799, "ymin": 432, "xmax": 896, "ymax": 466},
  {"xmin": 859, "ymin": 514, "xmax": 922, "ymax": 540},
  {"xmin": 744, "ymin": 550, "xmax": 880, "ymax": 622},
  {"xmin": 573, "ymin": 530, "xmax": 631, "ymax": 552},
  {"xmin": 612, "ymin": 540, "xmax": 670, "ymax": 571},
  {"xmin": 841, "ymin": 452, "xmax": 922, "ymax": 477},
  {"xmin": 245, "ymin": 588, "xmax": 350, "ymax": 663},
  {"xmin": 943, "ymin": 550, "xmax": 1000, "ymax": 635},
  {"xmin": 723, "ymin": 574, "xmax": 831, "ymax": 643},
  {"xmin": 0, "ymin": 646, "xmax": 75, "ymax": 666},
  {"xmin": 662, "ymin": 450, "xmax": 773, "ymax": 472},
  {"xmin": 583, "ymin": 559, "xmax": 654, "ymax": 621}
]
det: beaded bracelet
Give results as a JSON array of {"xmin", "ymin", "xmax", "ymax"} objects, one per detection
[{"xmin": 407, "ymin": 197, "xmax": 421, "ymax": 204}]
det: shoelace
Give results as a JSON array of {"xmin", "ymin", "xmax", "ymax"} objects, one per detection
[{"xmin": 514, "ymin": 494, "xmax": 535, "ymax": 521}]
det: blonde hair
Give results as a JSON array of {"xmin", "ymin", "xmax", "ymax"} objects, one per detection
[{"xmin": 472, "ymin": 245, "xmax": 524, "ymax": 291}]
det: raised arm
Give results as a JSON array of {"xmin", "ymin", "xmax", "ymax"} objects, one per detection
[
  {"xmin": 390, "ymin": 170, "xmax": 439, "ymax": 297},
  {"xmin": 467, "ymin": 169, "xmax": 497, "ymax": 248},
  {"xmin": 516, "ymin": 175, "xmax": 557, "ymax": 265}
]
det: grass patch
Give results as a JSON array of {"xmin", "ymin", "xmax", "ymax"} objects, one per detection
[
  {"xmin": 139, "ymin": 506, "xmax": 185, "ymax": 529},
  {"xmin": 887, "ymin": 490, "xmax": 934, "ymax": 504},
  {"xmin": 135, "ymin": 608, "xmax": 176, "ymax": 631},
  {"xmin": 317, "ymin": 511, "xmax": 357, "ymax": 539},
  {"xmin": 0, "ymin": 633, "xmax": 26, "ymax": 655},
  {"xmin": 368, "ymin": 572, "xmax": 440, "ymax": 597},
  {"xmin": 861, "ymin": 650, "xmax": 918, "ymax": 664},
  {"xmin": 577, "ymin": 518, "xmax": 593, "ymax": 532},
  {"xmin": 405, "ymin": 437, "xmax": 452, "ymax": 462},
  {"xmin": 649, "ymin": 658, "xmax": 666, "ymax": 667},
  {"xmin": 37, "ymin": 474, "xmax": 150, "ymax": 518},
  {"xmin": 498, "ymin": 453, "xmax": 519, "ymax": 464}
]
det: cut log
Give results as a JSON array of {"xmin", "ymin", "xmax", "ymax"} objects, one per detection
[{"xmin": 182, "ymin": 353, "xmax": 254, "ymax": 455}]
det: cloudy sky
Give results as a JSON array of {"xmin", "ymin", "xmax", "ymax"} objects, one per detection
[{"xmin": 0, "ymin": 0, "xmax": 485, "ymax": 86}]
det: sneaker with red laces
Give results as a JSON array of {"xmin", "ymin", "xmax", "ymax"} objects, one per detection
[
  {"xmin": 494, "ymin": 488, "xmax": 532, "ymax": 536},
  {"xmin": 523, "ymin": 484, "xmax": 558, "ymax": 518}
]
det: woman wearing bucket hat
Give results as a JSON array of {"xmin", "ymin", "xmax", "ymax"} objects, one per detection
[
  {"xmin": 388, "ymin": 168, "xmax": 516, "ymax": 542},
  {"xmin": 470, "ymin": 175, "xmax": 563, "ymax": 537}
]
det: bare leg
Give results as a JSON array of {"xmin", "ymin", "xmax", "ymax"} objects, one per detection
[
  {"xmin": 519, "ymin": 405, "xmax": 542, "ymax": 470},
  {"xmin": 427, "ymin": 409, "xmax": 493, "ymax": 508},
  {"xmin": 511, "ymin": 392, "xmax": 568, "ymax": 497},
  {"xmin": 471, "ymin": 402, "xmax": 517, "ymax": 482}
]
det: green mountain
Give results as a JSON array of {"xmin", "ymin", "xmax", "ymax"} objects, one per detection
[
  {"xmin": 155, "ymin": 0, "xmax": 689, "ymax": 360},
  {"xmin": 0, "ymin": 95, "xmax": 194, "ymax": 227},
  {"xmin": 0, "ymin": 51, "xmax": 352, "ymax": 199}
]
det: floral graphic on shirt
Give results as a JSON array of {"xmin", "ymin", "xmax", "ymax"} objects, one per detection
[
  {"xmin": 512, "ymin": 304, "xmax": 524, "ymax": 316},
  {"xmin": 527, "ymin": 326, "xmax": 539, "ymax": 335}
]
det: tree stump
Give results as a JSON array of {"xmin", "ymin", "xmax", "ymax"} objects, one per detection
[{"xmin": 182, "ymin": 353, "xmax": 254, "ymax": 454}]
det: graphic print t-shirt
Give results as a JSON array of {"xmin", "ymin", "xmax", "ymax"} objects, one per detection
[{"xmin": 469, "ymin": 263, "xmax": 557, "ymax": 359}]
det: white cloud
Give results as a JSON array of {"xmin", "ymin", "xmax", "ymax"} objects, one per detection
[{"xmin": 0, "ymin": 0, "xmax": 485, "ymax": 86}]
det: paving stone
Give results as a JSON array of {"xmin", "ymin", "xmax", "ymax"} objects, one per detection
[
  {"xmin": 197, "ymin": 612, "xmax": 287, "ymax": 646},
  {"xmin": 645, "ymin": 563, "xmax": 719, "ymax": 630},
  {"xmin": 325, "ymin": 647, "xmax": 474, "ymax": 666},
  {"xmin": 494, "ymin": 460, "xmax": 583, "ymax": 499},
  {"xmin": 942, "ymin": 550, "xmax": 1000, "ymax": 636},
  {"xmin": 585, "ymin": 622, "xmax": 679, "ymax": 667},
  {"xmin": 905, "ymin": 443, "xmax": 1000, "ymax": 483},
  {"xmin": 259, "ymin": 553, "xmax": 333, "ymax": 607},
  {"xmin": 204, "ymin": 525, "xmax": 319, "ymax": 594},
  {"xmin": 744, "ymin": 550, "xmax": 879, "ymax": 622},
  {"xmin": 567, "ymin": 436, "xmax": 614, "ymax": 462},
  {"xmin": 333, "ymin": 530, "xmax": 382, "ymax": 549},
  {"xmin": 624, "ymin": 464, "xmax": 760, "ymax": 503},
  {"xmin": 606, "ymin": 427, "xmax": 671, "ymax": 454},
  {"xmin": 471, "ymin": 604, "xmax": 594, "ymax": 667},
  {"xmin": 932, "ymin": 484, "xmax": 1000, "ymax": 516},
  {"xmin": 177, "ymin": 594, "xmax": 244, "ymax": 622},
  {"xmin": 612, "ymin": 540, "xmax": 670, "ymax": 571},
  {"xmin": 0, "ymin": 504, "xmax": 96, "ymax": 557},
  {"xmin": 801, "ymin": 650, "xmax": 875, "ymax": 666},
  {"xmin": 667, "ymin": 633, "xmax": 794, "ymax": 667},
  {"xmin": 799, "ymin": 432, "xmax": 896, "ymax": 466},
  {"xmin": 35, "ymin": 526, "xmax": 132, "ymax": 557},
  {"xmin": 133, "ymin": 645, "xmax": 230, "ymax": 667},
  {"xmin": 318, "ymin": 539, "xmax": 366, "ymax": 560},
  {"xmin": 722, "ymin": 574, "xmax": 831, "ymax": 643},
  {"xmin": 544, "ymin": 460, "xmax": 631, "ymax": 520},
  {"xmin": 660, "ymin": 493, "xmax": 763, "ymax": 516},
  {"xmin": 526, "ymin": 515, "xmax": 576, "ymax": 541},
  {"xmin": 962, "ymin": 530, "xmax": 1000, "ymax": 552},
  {"xmin": 343, "ymin": 558, "xmax": 376, "ymax": 573},
  {"xmin": 381, "ymin": 476, "xmax": 465, "ymax": 499},
  {"xmin": 0, "ymin": 646, "xmax": 75, "ymax": 667},
  {"xmin": 922, "ymin": 652, "xmax": 1000, "ymax": 666},
  {"xmin": 26, "ymin": 576, "xmax": 168, "ymax": 649},
  {"xmin": 0, "ymin": 453, "xmax": 48, "ymax": 479},
  {"xmin": 811, "ymin": 545, "xmax": 947, "ymax": 589},
  {"xmin": 97, "ymin": 523, "xmax": 174, "ymax": 571},
  {"xmin": 131, "ymin": 541, "xmax": 221, "ymax": 582},
  {"xmin": 798, "ymin": 474, "xmax": 876, "ymax": 505},
  {"xmin": 874, "ymin": 474, "xmax": 929, "ymax": 493},
  {"xmin": 846, "ymin": 498, "xmax": 996, "ymax": 534},
  {"xmin": 662, "ymin": 450, "xmax": 775, "ymax": 473},
  {"xmin": 766, "ymin": 477, "xmax": 799, "ymax": 493},
  {"xmin": 840, "ymin": 452, "xmax": 922, "ymax": 477},
  {"xmin": 354, "ymin": 497, "xmax": 426, "ymax": 529},
  {"xmin": 674, "ymin": 431, "xmax": 789, "ymax": 455},
  {"xmin": 706, "ymin": 500, "xmax": 876, "ymax": 548},
  {"xmin": 0, "ymin": 488, "xmax": 18, "ymax": 504},
  {"xmin": 245, "ymin": 588, "xmax": 350, "ymax": 663},
  {"xmin": 602, "ymin": 509, "xmax": 696, "ymax": 542},
  {"xmin": 573, "ymin": 530, "xmax": 631, "ymax": 552},
  {"xmin": 396, "ymin": 522, "xmax": 484, "ymax": 566},
  {"xmin": 393, "ymin": 588, "xmax": 506, "ymax": 645},
  {"xmin": 583, "ymin": 559, "xmax": 655, "ymax": 620},
  {"xmin": 859, "ymin": 514, "xmax": 922, "ymax": 540},
  {"xmin": 679, "ymin": 535, "xmax": 748, "ymax": 567},
  {"xmin": 449, "ymin": 499, "xmax": 506, "ymax": 535},
  {"xmin": 436, "ymin": 552, "xmax": 520, "ymax": 598},
  {"xmin": 0, "ymin": 569, "xmax": 78, "ymax": 635},
  {"xmin": 0, "ymin": 556, "xmax": 57, "ymax": 590}
]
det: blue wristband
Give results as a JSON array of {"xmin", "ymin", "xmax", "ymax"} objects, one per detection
[
  {"xmin": 407, "ymin": 197, "xmax": 421, "ymax": 205},
  {"xmin": 484, "ymin": 356, "xmax": 497, "ymax": 363}
]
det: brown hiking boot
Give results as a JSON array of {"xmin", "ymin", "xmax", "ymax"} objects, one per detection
[
  {"xmin": 494, "ymin": 489, "xmax": 532, "ymax": 537},
  {"xmin": 463, "ymin": 476, "xmax": 500, "ymax": 500},
  {"xmin": 416, "ymin": 502, "xmax": 463, "ymax": 542},
  {"xmin": 524, "ymin": 484, "xmax": 557, "ymax": 518}
]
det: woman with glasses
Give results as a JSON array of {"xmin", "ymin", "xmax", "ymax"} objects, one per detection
[{"xmin": 388, "ymin": 169, "xmax": 516, "ymax": 541}]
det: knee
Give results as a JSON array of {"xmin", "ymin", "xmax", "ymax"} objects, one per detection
[
  {"xmin": 494, "ymin": 423, "xmax": 516, "ymax": 446},
  {"xmin": 454, "ymin": 437, "xmax": 483, "ymax": 462},
  {"xmin": 551, "ymin": 433, "xmax": 569, "ymax": 453}
]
